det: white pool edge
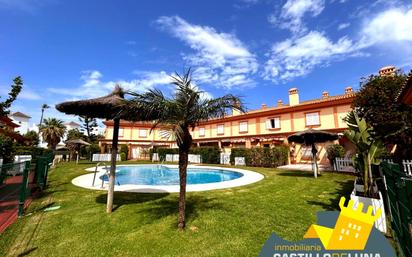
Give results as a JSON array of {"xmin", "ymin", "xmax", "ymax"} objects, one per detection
[{"xmin": 72, "ymin": 164, "xmax": 264, "ymax": 193}]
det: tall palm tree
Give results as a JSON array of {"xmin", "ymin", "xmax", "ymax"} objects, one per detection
[
  {"xmin": 126, "ymin": 70, "xmax": 244, "ymax": 229},
  {"xmin": 39, "ymin": 104, "xmax": 50, "ymax": 126},
  {"xmin": 40, "ymin": 118, "xmax": 66, "ymax": 150}
]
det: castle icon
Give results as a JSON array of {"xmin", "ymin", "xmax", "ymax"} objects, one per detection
[{"xmin": 304, "ymin": 196, "xmax": 382, "ymax": 250}]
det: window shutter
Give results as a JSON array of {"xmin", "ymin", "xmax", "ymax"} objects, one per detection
[
  {"xmin": 274, "ymin": 118, "xmax": 280, "ymax": 128},
  {"xmin": 266, "ymin": 119, "xmax": 271, "ymax": 129}
]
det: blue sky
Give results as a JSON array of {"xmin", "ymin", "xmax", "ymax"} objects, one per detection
[{"xmin": 0, "ymin": 0, "xmax": 411, "ymax": 126}]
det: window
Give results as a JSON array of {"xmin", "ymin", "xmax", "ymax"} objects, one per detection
[
  {"xmin": 118, "ymin": 128, "xmax": 124, "ymax": 137},
  {"xmin": 139, "ymin": 129, "xmax": 147, "ymax": 138},
  {"xmin": 306, "ymin": 112, "xmax": 320, "ymax": 126},
  {"xmin": 199, "ymin": 127, "xmax": 205, "ymax": 137},
  {"xmin": 217, "ymin": 124, "xmax": 224, "ymax": 135},
  {"xmin": 266, "ymin": 117, "xmax": 280, "ymax": 129},
  {"xmin": 239, "ymin": 121, "xmax": 248, "ymax": 133}
]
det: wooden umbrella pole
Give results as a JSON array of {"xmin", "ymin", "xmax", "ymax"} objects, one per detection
[
  {"xmin": 311, "ymin": 144, "xmax": 318, "ymax": 179},
  {"xmin": 107, "ymin": 118, "xmax": 120, "ymax": 213}
]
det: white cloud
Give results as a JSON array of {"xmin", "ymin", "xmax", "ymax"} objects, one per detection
[
  {"xmin": 338, "ymin": 23, "xmax": 350, "ymax": 30},
  {"xmin": 360, "ymin": 8, "xmax": 412, "ymax": 46},
  {"xmin": 0, "ymin": 84, "xmax": 41, "ymax": 101},
  {"xmin": 156, "ymin": 16, "xmax": 258, "ymax": 89},
  {"xmin": 272, "ymin": 0, "xmax": 325, "ymax": 34},
  {"xmin": 48, "ymin": 70, "xmax": 172, "ymax": 99},
  {"xmin": 264, "ymin": 6, "xmax": 412, "ymax": 83},
  {"xmin": 263, "ymin": 31, "xmax": 359, "ymax": 82},
  {"xmin": 19, "ymin": 89, "xmax": 41, "ymax": 100}
]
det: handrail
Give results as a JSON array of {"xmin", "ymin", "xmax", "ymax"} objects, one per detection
[{"xmin": 92, "ymin": 162, "xmax": 107, "ymax": 186}]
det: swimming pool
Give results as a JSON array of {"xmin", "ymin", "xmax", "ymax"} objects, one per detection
[
  {"xmin": 72, "ymin": 164, "xmax": 264, "ymax": 193},
  {"xmin": 100, "ymin": 165, "xmax": 244, "ymax": 185}
]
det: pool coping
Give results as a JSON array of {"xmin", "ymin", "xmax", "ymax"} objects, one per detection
[{"xmin": 71, "ymin": 164, "xmax": 264, "ymax": 193}]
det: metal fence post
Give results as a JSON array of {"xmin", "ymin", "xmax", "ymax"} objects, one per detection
[{"xmin": 18, "ymin": 161, "xmax": 31, "ymax": 217}]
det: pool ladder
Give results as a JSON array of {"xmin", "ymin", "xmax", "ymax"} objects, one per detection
[{"xmin": 92, "ymin": 162, "xmax": 120, "ymax": 188}]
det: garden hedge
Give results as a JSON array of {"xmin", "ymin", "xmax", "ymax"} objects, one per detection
[
  {"xmin": 150, "ymin": 146, "xmax": 220, "ymax": 164},
  {"xmin": 230, "ymin": 146, "xmax": 289, "ymax": 168}
]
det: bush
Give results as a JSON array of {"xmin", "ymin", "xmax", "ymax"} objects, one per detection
[
  {"xmin": 12, "ymin": 145, "xmax": 53, "ymax": 159},
  {"xmin": 149, "ymin": 147, "xmax": 221, "ymax": 164},
  {"xmin": 150, "ymin": 148, "xmax": 179, "ymax": 161},
  {"xmin": 86, "ymin": 144, "xmax": 100, "ymax": 160},
  {"xmin": 230, "ymin": 146, "xmax": 288, "ymax": 168},
  {"xmin": 326, "ymin": 144, "xmax": 345, "ymax": 166},
  {"xmin": 120, "ymin": 145, "xmax": 129, "ymax": 160},
  {"xmin": 120, "ymin": 152, "xmax": 127, "ymax": 161},
  {"xmin": 0, "ymin": 134, "xmax": 14, "ymax": 164},
  {"xmin": 190, "ymin": 146, "xmax": 220, "ymax": 164}
]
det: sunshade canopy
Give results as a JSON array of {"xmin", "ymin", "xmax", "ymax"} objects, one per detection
[
  {"xmin": 288, "ymin": 129, "xmax": 339, "ymax": 145},
  {"xmin": 55, "ymin": 86, "xmax": 126, "ymax": 119},
  {"xmin": 66, "ymin": 139, "xmax": 91, "ymax": 146}
]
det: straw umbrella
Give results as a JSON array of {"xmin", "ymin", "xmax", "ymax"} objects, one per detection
[
  {"xmin": 56, "ymin": 86, "xmax": 128, "ymax": 213},
  {"xmin": 288, "ymin": 129, "xmax": 338, "ymax": 178},
  {"xmin": 66, "ymin": 138, "xmax": 91, "ymax": 164}
]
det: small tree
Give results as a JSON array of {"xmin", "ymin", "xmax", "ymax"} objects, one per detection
[
  {"xmin": 24, "ymin": 130, "xmax": 40, "ymax": 147},
  {"xmin": 326, "ymin": 144, "xmax": 345, "ymax": 167},
  {"xmin": 0, "ymin": 77, "xmax": 23, "ymax": 116},
  {"xmin": 126, "ymin": 70, "xmax": 243, "ymax": 229},
  {"xmin": 352, "ymin": 71, "xmax": 412, "ymax": 159},
  {"xmin": 344, "ymin": 111, "xmax": 384, "ymax": 197},
  {"xmin": 66, "ymin": 128, "xmax": 85, "ymax": 141},
  {"xmin": 40, "ymin": 118, "xmax": 66, "ymax": 150},
  {"xmin": 39, "ymin": 104, "xmax": 50, "ymax": 126},
  {"xmin": 79, "ymin": 116, "xmax": 98, "ymax": 140},
  {"xmin": 0, "ymin": 134, "xmax": 14, "ymax": 164}
]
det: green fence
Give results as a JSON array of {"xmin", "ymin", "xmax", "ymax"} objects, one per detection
[
  {"xmin": 381, "ymin": 162, "xmax": 412, "ymax": 257},
  {"xmin": 0, "ymin": 153, "xmax": 54, "ymax": 217},
  {"xmin": 34, "ymin": 154, "xmax": 54, "ymax": 190},
  {"xmin": 0, "ymin": 161, "xmax": 32, "ymax": 216}
]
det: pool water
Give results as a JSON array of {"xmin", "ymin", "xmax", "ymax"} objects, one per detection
[{"xmin": 101, "ymin": 165, "xmax": 244, "ymax": 185}]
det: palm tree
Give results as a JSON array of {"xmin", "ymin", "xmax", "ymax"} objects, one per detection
[
  {"xmin": 39, "ymin": 104, "xmax": 50, "ymax": 126},
  {"xmin": 40, "ymin": 118, "xmax": 66, "ymax": 150},
  {"xmin": 126, "ymin": 70, "xmax": 244, "ymax": 229}
]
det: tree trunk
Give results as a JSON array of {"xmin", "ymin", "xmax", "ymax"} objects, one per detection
[
  {"xmin": 39, "ymin": 110, "xmax": 44, "ymax": 126},
  {"xmin": 177, "ymin": 127, "xmax": 192, "ymax": 229},
  {"xmin": 107, "ymin": 118, "xmax": 120, "ymax": 213},
  {"xmin": 177, "ymin": 147, "xmax": 189, "ymax": 229}
]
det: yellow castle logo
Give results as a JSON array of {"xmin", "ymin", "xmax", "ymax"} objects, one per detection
[{"xmin": 304, "ymin": 196, "xmax": 382, "ymax": 250}]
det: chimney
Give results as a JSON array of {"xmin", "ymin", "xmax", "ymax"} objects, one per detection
[
  {"xmin": 277, "ymin": 100, "xmax": 283, "ymax": 107},
  {"xmin": 379, "ymin": 66, "xmax": 396, "ymax": 76},
  {"xmin": 345, "ymin": 86, "xmax": 353, "ymax": 95},
  {"xmin": 261, "ymin": 103, "xmax": 267, "ymax": 109},
  {"xmin": 288, "ymin": 88, "xmax": 299, "ymax": 106},
  {"xmin": 322, "ymin": 91, "xmax": 329, "ymax": 99}
]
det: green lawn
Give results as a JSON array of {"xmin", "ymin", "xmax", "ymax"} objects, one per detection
[{"xmin": 0, "ymin": 161, "xmax": 354, "ymax": 257}]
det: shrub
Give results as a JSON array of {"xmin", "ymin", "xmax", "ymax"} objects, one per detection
[
  {"xmin": 0, "ymin": 134, "xmax": 14, "ymax": 164},
  {"xmin": 150, "ymin": 147, "xmax": 221, "ymax": 163},
  {"xmin": 120, "ymin": 152, "xmax": 127, "ymax": 161},
  {"xmin": 231, "ymin": 146, "xmax": 288, "ymax": 168},
  {"xmin": 12, "ymin": 145, "xmax": 53, "ymax": 157},
  {"xmin": 150, "ymin": 148, "xmax": 179, "ymax": 161},
  {"xmin": 190, "ymin": 146, "xmax": 220, "ymax": 164},
  {"xmin": 86, "ymin": 144, "xmax": 100, "ymax": 160},
  {"xmin": 326, "ymin": 144, "xmax": 345, "ymax": 167},
  {"xmin": 120, "ymin": 145, "xmax": 129, "ymax": 160}
]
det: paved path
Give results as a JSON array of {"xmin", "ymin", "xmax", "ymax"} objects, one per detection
[{"xmin": 278, "ymin": 163, "xmax": 332, "ymax": 171}]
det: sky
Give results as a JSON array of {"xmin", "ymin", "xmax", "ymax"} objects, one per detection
[{"xmin": 0, "ymin": 0, "xmax": 411, "ymax": 127}]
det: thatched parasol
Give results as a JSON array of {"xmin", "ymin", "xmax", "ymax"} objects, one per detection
[
  {"xmin": 288, "ymin": 129, "xmax": 338, "ymax": 178},
  {"xmin": 66, "ymin": 139, "xmax": 91, "ymax": 164},
  {"xmin": 56, "ymin": 85, "xmax": 127, "ymax": 213}
]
